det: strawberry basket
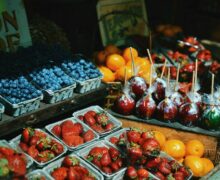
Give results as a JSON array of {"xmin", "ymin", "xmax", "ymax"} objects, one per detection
[{"xmin": 26, "ymin": 169, "xmax": 52, "ymax": 180}]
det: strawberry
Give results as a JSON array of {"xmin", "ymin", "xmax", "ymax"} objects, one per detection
[
  {"xmin": 61, "ymin": 120, "xmax": 78, "ymax": 138},
  {"xmin": 78, "ymin": 115, "xmax": 84, "ymax": 121},
  {"xmin": 51, "ymin": 167, "xmax": 68, "ymax": 180},
  {"xmin": 145, "ymin": 157, "xmax": 161, "ymax": 169},
  {"xmin": 155, "ymin": 171, "xmax": 165, "ymax": 180},
  {"xmin": 109, "ymin": 147, "xmax": 120, "ymax": 160},
  {"xmin": 100, "ymin": 152, "xmax": 112, "ymax": 166},
  {"xmin": 37, "ymin": 137, "xmax": 51, "ymax": 151},
  {"xmin": 105, "ymin": 123, "xmax": 114, "ymax": 131},
  {"xmin": 73, "ymin": 122, "xmax": 84, "ymax": 135},
  {"xmin": 109, "ymin": 137, "xmax": 119, "ymax": 145},
  {"xmin": 82, "ymin": 177, "xmax": 95, "ymax": 180},
  {"xmin": 37, "ymin": 150, "xmax": 55, "ymax": 162},
  {"xmin": 174, "ymin": 171, "xmax": 185, "ymax": 180},
  {"xmin": 138, "ymin": 138, "xmax": 145, "ymax": 146},
  {"xmin": 34, "ymin": 130, "xmax": 47, "ymax": 138},
  {"xmin": 84, "ymin": 114, "xmax": 96, "ymax": 126},
  {"xmin": 51, "ymin": 141, "xmax": 64, "ymax": 155},
  {"xmin": 126, "ymin": 166, "xmax": 137, "ymax": 179},
  {"xmin": 27, "ymin": 145, "xmax": 39, "ymax": 159},
  {"xmin": 115, "ymin": 157, "xmax": 123, "ymax": 168},
  {"xmin": 110, "ymin": 161, "xmax": 120, "ymax": 172},
  {"xmin": 141, "ymin": 138, "xmax": 160, "ymax": 156},
  {"xmin": 63, "ymin": 135, "xmax": 84, "ymax": 147},
  {"xmin": 73, "ymin": 165, "xmax": 89, "ymax": 176},
  {"xmin": 83, "ymin": 130, "xmax": 95, "ymax": 142},
  {"xmin": 128, "ymin": 146, "xmax": 143, "ymax": 161},
  {"xmin": 141, "ymin": 131, "xmax": 153, "ymax": 139},
  {"xmin": 178, "ymin": 166, "xmax": 190, "ymax": 177},
  {"xmin": 19, "ymin": 142, "xmax": 28, "ymax": 152},
  {"xmin": 21, "ymin": 128, "xmax": 34, "ymax": 143},
  {"xmin": 51, "ymin": 125, "xmax": 61, "ymax": 137},
  {"xmin": 7, "ymin": 154, "xmax": 26, "ymax": 176},
  {"xmin": 158, "ymin": 161, "xmax": 171, "ymax": 175},
  {"xmin": 68, "ymin": 167, "xmax": 80, "ymax": 179},
  {"xmin": 102, "ymin": 166, "xmax": 112, "ymax": 174},
  {"xmin": 127, "ymin": 130, "xmax": 141, "ymax": 143},
  {"xmin": 137, "ymin": 168, "xmax": 149, "ymax": 178},
  {"xmin": 0, "ymin": 147, "xmax": 14, "ymax": 156},
  {"xmin": 169, "ymin": 160, "xmax": 180, "ymax": 172},
  {"xmin": 91, "ymin": 157, "xmax": 101, "ymax": 168},
  {"xmin": 29, "ymin": 135, "xmax": 40, "ymax": 146},
  {"xmin": 86, "ymin": 110, "xmax": 97, "ymax": 117},
  {"xmin": 91, "ymin": 124, "xmax": 104, "ymax": 133},
  {"xmin": 95, "ymin": 112, "xmax": 109, "ymax": 125},
  {"xmin": 62, "ymin": 156, "xmax": 79, "ymax": 167}
]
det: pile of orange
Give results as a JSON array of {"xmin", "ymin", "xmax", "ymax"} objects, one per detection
[{"xmin": 95, "ymin": 45, "xmax": 152, "ymax": 83}]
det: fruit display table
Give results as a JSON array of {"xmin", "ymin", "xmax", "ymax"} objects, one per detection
[
  {"xmin": 119, "ymin": 117, "xmax": 219, "ymax": 163},
  {"xmin": 0, "ymin": 84, "xmax": 108, "ymax": 139}
]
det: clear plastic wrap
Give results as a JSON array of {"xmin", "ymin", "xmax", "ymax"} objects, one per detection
[
  {"xmin": 152, "ymin": 78, "xmax": 166, "ymax": 102},
  {"xmin": 129, "ymin": 76, "xmax": 147, "ymax": 99},
  {"xmin": 170, "ymin": 91, "xmax": 185, "ymax": 108}
]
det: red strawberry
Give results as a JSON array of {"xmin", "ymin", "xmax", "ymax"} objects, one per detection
[
  {"xmin": 92, "ymin": 157, "xmax": 101, "ymax": 168},
  {"xmin": 141, "ymin": 138, "xmax": 160, "ymax": 156},
  {"xmin": 158, "ymin": 161, "xmax": 171, "ymax": 175},
  {"xmin": 100, "ymin": 152, "xmax": 112, "ymax": 166},
  {"xmin": 7, "ymin": 154, "xmax": 26, "ymax": 176},
  {"xmin": 137, "ymin": 168, "xmax": 149, "ymax": 178},
  {"xmin": 174, "ymin": 171, "xmax": 185, "ymax": 180},
  {"xmin": 102, "ymin": 166, "xmax": 112, "ymax": 174},
  {"xmin": 95, "ymin": 112, "xmax": 109, "ymax": 125},
  {"xmin": 0, "ymin": 147, "xmax": 14, "ymax": 156},
  {"xmin": 141, "ymin": 132, "xmax": 152, "ymax": 139},
  {"xmin": 89, "ymin": 147, "xmax": 108, "ymax": 158},
  {"xmin": 115, "ymin": 157, "xmax": 123, "ymax": 168},
  {"xmin": 179, "ymin": 166, "xmax": 190, "ymax": 177},
  {"xmin": 84, "ymin": 114, "xmax": 96, "ymax": 126},
  {"xmin": 68, "ymin": 167, "xmax": 80, "ymax": 179},
  {"xmin": 105, "ymin": 123, "xmax": 114, "ymax": 131},
  {"xmin": 138, "ymin": 138, "xmax": 145, "ymax": 146},
  {"xmin": 169, "ymin": 160, "xmax": 180, "ymax": 172},
  {"xmin": 109, "ymin": 147, "xmax": 120, "ymax": 160},
  {"xmin": 29, "ymin": 135, "xmax": 40, "ymax": 146},
  {"xmin": 21, "ymin": 128, "xmax": 34, "ymax": 143},
  {"xmin": 86, "ymin": 110, "xmax": 97, "ymax": 117},
  {"xmin": 27, "ymin": 145, "xmax": 39, "ymax": 159},
  {"xmin": 73, "ymin": 122, "xmax": 84, "ymax": 135},
  {"xmin": 83, "ymin": 130, "xmax": 95, "ymax": 142},
  {"xmin": 155, "ymin": 171, "xmax": 165, "ymax": 180},
  {"xmin": 51, "ymin": 167, "xmax": 68, "ymax": 180},
  {"xmin": 62, "ymin": 120, "xmax": 78, "ymax": 138},
  {"xmin": 36, "ymin": 137, "xmax": 51, "ymax": 151},
  {"xmin": 126, "ymin": 166, "xmax": 137, "ymax": 179},
  {"xmin": 73, "ymin": 165, "xmax": 89, "ymax": 176},
  {"xmin": 51, "ymin": 125, "xmax": 61, "ymax": 137},
  {"xmin": 145, "ymin": 157, "xmax": 161, "ymax": 169},
  {"xmin": 91, "ymin": 124, "xmax": 104, "ymax": 133},
  {"xmin": 37, "ymin": 150, "xmax": 55, "ymax": 163},
  {"xmin": 51, "ymin": 141, "xmax": 64, "ymax": 155},
  {"xmin": 78, "ymin": 115, "xmax": 84, "ymax": 121},
  {"xmin": 109, "ymin": 137, "xmax": 119, "ymax": 145},
  {"xmin": 128, "ymin": 146, "xmax": 143, "ymax": 160},
  {"xmin": 110, "ymin": 161, "xmax": 120, "ymax": 172},
  {"xmin": 127, "ymin": 130, "xmax": 141, "ymax": 143},
  {"xmin": 19, "ymin": 142, "xmax": 28, "ymax": 152},
  {"xmin": 34, "ymin": 130, "xmax": 47, "ymax": 138},
  {"xmin": 62, "ymin": 156, "xmax": 79, "ymax": 167},
  {"xmin": 63, "ymin": 135, "xmax": 84, "ymax": 147}
]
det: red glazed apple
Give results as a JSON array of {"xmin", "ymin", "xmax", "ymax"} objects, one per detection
[
  {"xmin": 156, "ymin": 98, "xmax": 178, "ymax": 122},
  {"xmin": 152, "ymin": 78, "xmax": 166, "ymax": 102},
  {"xmin": 136, "ymin": 94, "xmax": 156, "ymax": 119},
  {"xmin": 179, "ymin": 102, "xmax": 200, "ymax": 126},
  {"xmin": 186, "ymin": 92, "xmax": 202, "ymax": 109},
  {"xmin": 170, "ymin": 92, "xmax": 184, "ymax": 108},
  {"xmin": 129, "ymin": 76, "xmax": 147, "ymax": 99}
]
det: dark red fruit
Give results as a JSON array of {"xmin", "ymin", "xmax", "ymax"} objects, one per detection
[
  {"xmin": 19, "ymin": 142, "xmax": 28, "ymax": 152},
  {"xmin": 141, "ymin": 138, "xmax": 160, "ymax": 156},
  {"xmin": 158, "ymin": 161, "xmax": 171, "ymax": 175},
  {"xmin": 129, "ymin": 76, "xmax": 147, "ymax": 99},
  {"xmin": 109, "ymin": 137, "xmax": 119, "ymax": 145},
  {"xmin": 153, "ymin": 79, "xmax": 166, "ymax": 102},
  {"xmin": 146, "ymin": 157, "xmax": 161, "ymax": 169},
  {"xmin": 170, "ymin": 92, "xmax": 184, "ymax": 108},
  {"xmin": 84, "ymin": 114, "xmax": 96, "ymax": 126},
  {"xmin": 83, "ymin": 130, "xmax": 95, "ymax": 142},
  {"xmin": 78, "ymin": 115, "xmax": 84, "ymax": 121},
  {"xmin": 73, "ymin": 123, "xmax": 84, "ymax": 135},
  {"xmin": 100, "ymin": 153, "xmax": 112, "ymax": 166},
  {"xmin": 62, "ymin": 156, "xmax": 79, "ymax": 167},
  {"xmin": 109, "ymin": 147, "xmax": 120, "ymax": 160},
  {"xmin": 137, "ymin": 168, "xmax": 149, "ymax": 178},
  {"xmin": 102, "ymin": 166, "xmax": 112, "ymax": 174},
  {"xmin": 126, "ymin": 166, "xmax": 137, "ymax": 179},
  {"xmin": 174, "ymin": 171, "xmax": 185, "ymax": 180},
  {"xmin": 86, "ymin": 110, "xmax": 97, "ymax": 117},
  {"xmin": 105, "ymin": 123, "xmax": 114, "ymax": 131},
  {"xmin": 127, "ymin": 130, "xmax": 141, "ymax": 143},
  {"xmin": 155, "ymin": 171, "xmax": 165, "ymax": 180},
  {"xmin": 51, "ymin": 125, "xmax": 61, "ymax": 137}
]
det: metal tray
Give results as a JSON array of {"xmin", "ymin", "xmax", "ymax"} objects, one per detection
[
  {"xmin": 26, "ymin": 169, "xmax": 52, "ymax": 180},
  {"xmin": 108, "ymin": 110, "xmax": 220, "ymax": 138},
  {"xmin": 10, "ymin": 129, "xmax": 67, "ymax": 167},
  {"xmin": 0, "ymin": 140, "xmax": 33, "ymax": 168},
  {"xmin": 43, "ymin": 153, "xmax": 104, "ymax": 180},
  {"xmin": 0, "ymin": 94, "xmax": 43, "ymax": 117},
  {"xmin": 76, "ymin": 140, "xmax": 126, "ymax": 179},
  {"xmin": 45, "ymin": 117, "xmax": 100, "ymax": 151},
  {"xmin": 73, "ymin": 105, "xmax": 122, "ymax": 137}
]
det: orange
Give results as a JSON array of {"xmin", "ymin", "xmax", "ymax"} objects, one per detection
[
  {"xmin": 98, "ymin": 66, "xmax": 115, "ymax": 83},
  {"xmin": 152, "ymin": 131, "xmax": 166, "ymax": 148},
  {"xmin": 176, "ymin": 157, "xmax": 184, "ymax": 164},
  {"xmin": 185, "ymin": 140, "xmax": 205, "ymax": 157},
  {"xmin": 127, "ymin": 57, "xmax": 151, "ymax": 70},
  {"xmin": 96, "ymin": 50, "xmax": 107, "ymax": 65},
  {"xmin": 106, "ymin": 54, "xmax": 125, "ymax": 72},
  {"xmin": 123, "ymin": 47, "xmax": 138, "ymax": 63},
  {"xmin": 105, "ymin": 44, "xmax": 121, "ymax": 55},
  {"xmin": 184, "ymin": 155, "xmax": 204, "ymax": 177},
  {"xmin": 200, "ymin": 158, "xmax": 214, "ymax": 176},
  {"xmin": 163, "ymin": 139, "xmax": 186, "ymax": 159},
  {"xmin": 115, "ymin": 66, "xmax": 132, "ymax": 81}
]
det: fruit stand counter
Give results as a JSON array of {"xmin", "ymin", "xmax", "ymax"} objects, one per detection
[
  {"xmin": 119, "ymin": 117, "xmax": 220, "ymax": 163},
  {"xmin": 0, "ymin": 85, "xmax": 108, "ymax": 139}
]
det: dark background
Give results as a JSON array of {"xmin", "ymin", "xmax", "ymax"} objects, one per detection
[{"xmin": 24, "ymin": 0, "xmax": 220, "ymax": 55}]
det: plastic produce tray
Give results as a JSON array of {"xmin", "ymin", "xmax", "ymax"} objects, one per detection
[
  {"xmin": 0, "ymin": 94, "xmax": 43, "ymax": 117},
  {"xmin": 73, "ymin": 105, "xmax": 122, "ymax": 137},
  {"xmin": 43, "ymin": 153, "xmax": 104, "ymax": 180},
  {"xmin": 108, "ymin": 109, "xmax": 220, "ymax": 138},
  {"xmin": 10, "ymin": 129, "xmax": 67, "ymax": 167},
  {"xmin": 26, "ymin": 169, "xmax": 52, "ymax": 180},
  {"xmin": 0, "ymin": 140, "xmax": 33, "ymax": 168},
  {"xmin": 45, "ymin": 117, "xmax": 100, "ymax": 151},
  {"xmin": 76, "ymin": 140, "xmax": 126, "ymax": 179},
  {"xmin": 0, "ymin": 103, "xmax": 4, "ymax": 120}
]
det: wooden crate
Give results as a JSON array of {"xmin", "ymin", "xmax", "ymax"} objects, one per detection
[{"xmin": 119, "ymin": 118, "xmax": 219, "ymax": 163}]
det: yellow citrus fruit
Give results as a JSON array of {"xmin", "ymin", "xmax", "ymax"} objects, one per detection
[
  {"xmin": 163, "ymin": 139, "xmax": 186, "ymax": 159},
  {"xmin": 184, "ymin": 155, "xmax": 204, "ymax": 177},
  {"xmin": 185, "ymin": 140, "xmax": 205, "ymax": 157},
  {"xmin": 200, "ymin": 158, "xmax": 214, "ymax": 176},
  {"xmin": 152, "ymin": 131, "xmax": 166, "ymax": 148},
  {"xmin": 106, "ymin": 54, "xmax": 125, "ymax": 72},
  {"xmin": 123, "ymin": 47, "xmax": 138, "ymax": 63},
  {"xmin": 105, "ymin": 44, "xmax": 121, "ymax": 55},
  {"xmin": 98, "ymin": 66, "xmax": 115, "ymax": 83},
  {"xmin": 115, "ymin": 66, "xmax": 133, "ymax": 81},
  {"xmin": 176, "ymin": 157, "xmax": 184, "ymax": 164}
]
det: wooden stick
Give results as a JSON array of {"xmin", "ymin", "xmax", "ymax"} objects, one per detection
[
  {"xmin": 194, "ymin": 59, "xmax": 198, "ymax": 93},
  {"xmin": 130, "ymin": 47, "xmax": 135, "ymax": 76},
  {"xmin": 160, "ymin": 59, "xmax": 167, "ymax": 79},
  {"xmin": 175, "ymin": 63, "xmax": 180, "ymax": 90},
  {"xmin": 149, "ymin": 64, "xmax": 153, "ymax": 88},
  {"xmin": 191, "ymin": 71, "xmax": 195, "ymax": 92}
]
